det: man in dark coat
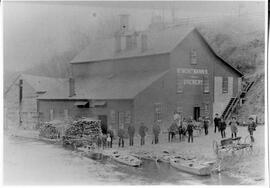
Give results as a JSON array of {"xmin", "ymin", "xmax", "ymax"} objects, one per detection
[
  {"xmin": 214, "ymin": 113, "xmax": 221, "ymax": 133},
  {"xmin": 128, "ymin": 124, "xmax": 135, "ymax": 146},
  {"xmin": 118, "ymin": 126, "xmax": 125, "ymax": 148},
  {"xmin": 152, "ymin": 123, "xmax": 161, "ymax": 144},
  {"xmin": 169, "ymin": 120, "xmax": 178, "ymax": 142},
  {"xmin": 247, "ymin": 117, "xmax": 256, "ymax": 142},
  {"xmin": 187, "ymin": 119, "xmax": 194, "ymax": 143},
  {"xmin": 139, "ymin": 122, "xmax": 147, "ymax": 146},
  {"xmin": 220, "ymin": 118, "xmax": 227, "ymax": 138},
  {"xmin": 203, "ymin": 117, "xmax": 210, "ymax": 135}
]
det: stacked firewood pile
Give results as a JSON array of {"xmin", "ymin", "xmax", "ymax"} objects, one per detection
[
  {"xmin": 39, "ymin": 122, "xmax": 60, "ymax": 139},
  {"xmin": 63, "ymin": 118, "xmax": 101, "ymax": 147}
]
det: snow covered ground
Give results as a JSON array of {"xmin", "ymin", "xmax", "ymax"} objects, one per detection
[
  {"xmin": 3, "ymin": 124, "xmax": 265, "ymax": 185},
  {"xmin": 110, "ymin": 125, "xmax": 266, "ymax": 185}
]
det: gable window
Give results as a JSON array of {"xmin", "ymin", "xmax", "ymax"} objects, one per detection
[
  {"xmin": 154, "ymin": 103, "xmax": 162, "ymax": 122},
  {"xmin": 203, "ymin": 75, "xmax": 210, "ymax": 93},
  {"xmin": 190, "ymin": 49, "xmax": 197, "ymax": 65},
  {"xmin": 176, "ymin": 71, "xmax": 184, "ymax": 93},
  {"xmin": 222, "ymin": 77, "xmax": 228, "ymax": 93}
]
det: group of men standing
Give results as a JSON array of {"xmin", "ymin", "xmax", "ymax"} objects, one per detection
[
  {"xmin": 118, "ymin": 122, "xmax": 161, "ymax": 148},
  {"xmin": 168, "ymin": 111, "xmax": 211, "ymax": 143},
  {"xmin": 98, "ymin": 111, "xmax": 257, "ymax": 149},
  {"xmin": 213, "ymin": 113, "xmax": 257, "ymax": 142}
]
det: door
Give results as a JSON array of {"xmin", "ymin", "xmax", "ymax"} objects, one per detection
[
  {"xmin": 98, "ymin": 115, "xmax": 107, "ymax": 134},
  {"xmin": 193, "ymin": 107, "xmax": 200, "ymax": 121}
]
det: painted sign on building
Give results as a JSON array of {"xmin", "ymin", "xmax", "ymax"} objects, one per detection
[{"xmin": 177, "ymin": 68, "xmax": 209, "ymax": 87}]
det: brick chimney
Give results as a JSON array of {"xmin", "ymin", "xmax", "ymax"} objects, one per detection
[{"xmin": 69, "ymin": 77, "xmax": 75, "ymax": 97}]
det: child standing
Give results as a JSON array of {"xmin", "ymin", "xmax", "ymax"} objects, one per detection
[{"xmin": 106, "ymin": 133, "xmax": 111, "ymax": 148}]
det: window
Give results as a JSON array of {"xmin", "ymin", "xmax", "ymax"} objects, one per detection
[
  {"xmin": 190, "ymin": 49, "xmax": 197, "ymax": 65},
  {"xmin": 125, "ymin": 111, "xmax": 131, "ymax": 124},
  {"xmin": 110, "ymin": 110, "xmax": 116, "ymax": 124},
  {"xmin": 204, "ymin": 103, "xmax": 209, "ymax": 116},
  {"xmin": 126, "ymin": 35, "xmax": 132, "ymax": 50},
  {"xmin": 118, "ymin": 112, "xmax": 125, "ymax": 128},
  {"xmin": 176, "ymin": 106, "xmax": 183, "ymax": 114},
  {"xmin": 176, "ymin": 71, "xmax": 184, "ymax": 93},
  {"xmin": 222, "ymin": 77, "xmax": 228, "ymax": 93},
  {"xmin": 64, "ymin": 109, "xmax": 68, "ymax": 120},
  {"xmin": 203, "ymin": 75, "xmax": 210, "ymax": 93},
  {"xmin": 154, "ymin": 103, "xmax": 162, "ymax": 122},
  {"xmin": 49, "ymin": 109, "xmax": 54, "ymax": 121}
]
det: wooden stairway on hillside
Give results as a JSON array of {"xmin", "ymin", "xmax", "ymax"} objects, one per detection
[{"xmin": 221, "ymin": 79, "xmax": 256, "ymax": 121}]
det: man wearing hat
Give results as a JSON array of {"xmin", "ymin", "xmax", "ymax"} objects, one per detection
[
  {"xmin": 203, "ymin": 116, "xmax": 210, "ymax": 135},
  {"xmin": 213, "ymin": 113, "xmax": 221, "ymax": 133},
  {"xmin": 228, "ymin": 116, "xmax": 239, "ymax": 138},
  {"xmin": 247, "ymin": 117, "xmax": 256, "ymax": 142},
  {"xmin": 187, "ymin": 118, "xmax": 194, "ymax": 143}
]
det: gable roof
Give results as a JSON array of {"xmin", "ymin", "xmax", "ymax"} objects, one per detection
[
  {"xmin": 38, "ymin": 70, "xmax": 168, "ymax": 100},
  {"xmin": 21, "ymin": 74, "xmax": 66, "ymax": 93},
  {"xmin": 193, "ymin": 29, "xmax": 243, "ymax": 77},
  {"xmin": 71, "ymin": 27, "xmax": 194, "ymax": 64},
  {"xmin": 71, "ymin": 26, "xmax": 243, "ymax": 76}
]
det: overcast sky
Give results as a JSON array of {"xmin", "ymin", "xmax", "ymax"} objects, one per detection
[{"xmin": 3, "ymin": 1, "xmax": 265, "ymax": 72}]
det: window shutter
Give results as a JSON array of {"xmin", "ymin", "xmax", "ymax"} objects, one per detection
[
  {"xmin": 176, "ymin": 70, "xmax": 184, "ymax": 93},
  {"xmin": 154, "ymin": 103, "xmax": 162, "ymax": 122},
  {"xmin": 203, "ymin": 75, "xmax": 210, "ymax": 93},
  {"xmin": 222, "ymin": 77, "xmax": 228, "ymax": 93}
]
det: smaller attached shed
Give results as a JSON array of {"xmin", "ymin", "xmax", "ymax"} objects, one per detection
[{"xmin": 4, "ymin": 74, "xmax": 65, "ymax": 128}]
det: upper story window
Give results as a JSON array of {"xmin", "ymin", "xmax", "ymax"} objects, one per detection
[
  {"xmin": 190, "ymin": 49, "xmax": 197, "ymax": 65},
  {"xmin": 222, "ymin": 77, "xmax": 228, "ymax": 93},
  {"xmin": 176, "ymin": 71, "xmax": 184, "ymax": 93},
  {"xmin": 203, "ymin": 75, "xmax": 210, "ymax": 93}
]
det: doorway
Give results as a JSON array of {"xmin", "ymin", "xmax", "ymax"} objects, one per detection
[
  {"xmin": 193, "ymin": 107, "xmax": 200, "ymax": 121},
  {"xmin": 98, "ymin": 115, "xmax": 108, "ymax": 134}
]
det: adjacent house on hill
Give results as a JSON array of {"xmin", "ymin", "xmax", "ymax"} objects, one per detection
[
  {"xmin": 37, "ymin": 22, "xmax": 243, "ymax": 134},
  {"xmin": 4, "ymin": 74, "xmax": 65, "ymax": 128}
]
